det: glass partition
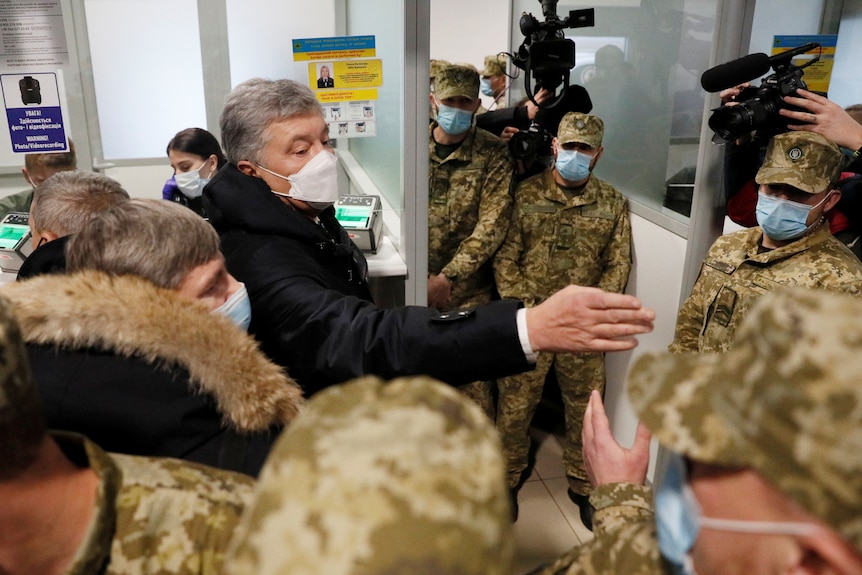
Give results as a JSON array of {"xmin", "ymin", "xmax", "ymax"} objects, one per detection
[
  {"xmin": 510, "ymin": 0, "xmax": 718, "ymax": 227},
  {"xmin": 84, "ymin": 0, "xmax": 205, "ymax": 160},
  {"xmin": 343, "ymin": 0, "xmax": 406, "ymax": 215}
]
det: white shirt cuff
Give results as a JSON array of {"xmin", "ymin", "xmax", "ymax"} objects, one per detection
[{"xmin": 516, "ymin": 308, "xmax": 538, "ymax": 364}]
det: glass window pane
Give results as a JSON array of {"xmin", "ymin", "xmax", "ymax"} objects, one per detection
[
  {"xmin": 509, "ymin": 0, "xmax": 718, "ymax": 221},
  {"xmin": 344, "ymin": 0, "xmax": 404, "ymax": 213},
  {"xmin": 84, "ymin": 0, "xmax": 206, "ymax": 160},
  {"xmin": 225, "ymin": 0, "xmax": 335, "ymax": 85}
]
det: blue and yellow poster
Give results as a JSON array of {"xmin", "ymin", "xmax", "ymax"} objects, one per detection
[
  {"xmin": 772, "ymin": 34, "xmax": 837, "ymax": 94},
  {"xmin": 294, "ymin": 35, "xmax": 380, "ymax": 138}
]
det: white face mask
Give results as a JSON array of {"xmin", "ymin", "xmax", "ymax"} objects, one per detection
[
  {"xmin": 174, "ymin": 161, "xmax": 209, "ymax": 199},
  {"xmin": 256, "ymin": 150, "xmax": 339, "ymax": 211}
]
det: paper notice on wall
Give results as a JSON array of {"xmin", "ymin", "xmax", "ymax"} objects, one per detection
[
  {"xmin": 294, "ymin": 35, "xmax": 381, "ymax": 139},
  {"xmin": 323, "ymin": 100, "xmax": 376, "ymax": 138},
  {"xmin": 0, "ymin": 70, "xmax": 69, "ymax": 158},
  {"xmin": 0, "ymin": 0, "xmax": 69, "ymax": 69}
]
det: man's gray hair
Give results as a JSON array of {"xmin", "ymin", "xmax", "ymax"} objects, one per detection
[
  {"xmin": 66, "ymin": 199, "xmax": 221, "ymax": 290},
  {"xmin": 30, "ymin": 171, "xmax": 129, "ymax": 237},
  {"xmin": 220, "ymin": 78, "xmax": 322, "ymax": 165}
]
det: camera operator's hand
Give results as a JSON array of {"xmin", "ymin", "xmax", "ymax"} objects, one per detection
[
  {"xmin": 500, "ymin": 126, "xmax": 519, "ymax": 143},
  {"xmin": 781, "ymin": 89, "xmax": 862, "ymax": 152},
  {"xmin": 525, "ymin": 88, "xmax": 552, "ymax": 120},
  {"xmin": 719, "ymin": 83, "xmax": 749, "ymax": 105}
]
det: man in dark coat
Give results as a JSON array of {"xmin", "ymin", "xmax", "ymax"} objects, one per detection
[{"xmin": 204, "ymin": 78, "xmax": 655, "ymax": 396}]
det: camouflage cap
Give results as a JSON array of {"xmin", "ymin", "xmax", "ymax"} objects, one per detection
[
  {"xmin": 434, "ymin": 63, "xmax": 480, "ymax": 101},
  {"xmin": 557, "ymin": 112, "xmax": 604, "ymax": 148},
  {"xmin": 628, "ymin": 287, "xmax": 862, "ymax": 549},
  {"xmin": 755, "ymin": 131, "xmax": 842, "ymax": 194},
  {"xmin": 225, "ymin": 375, "xmax": 513, "ymax": 575},
  {"xmin": 482, "ymin": 54, "xmax": 507, "ymax": 77},
  {"xmin": 429, "ymin": 58, "xmax": 451, "ymax": 81},
  {"xmin": 0, "ymin": 293, "xmax": 35, "ymax": 425}
]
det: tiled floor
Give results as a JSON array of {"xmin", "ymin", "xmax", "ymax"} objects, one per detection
[{"xmin": 511, "ymin": 429, "xmax": 594, "ymax": 574}]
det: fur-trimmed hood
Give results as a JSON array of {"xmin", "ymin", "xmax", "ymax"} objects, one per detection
[{"xmin": 1, "ymin": 270, "xmax": 303, "ymax": 431}]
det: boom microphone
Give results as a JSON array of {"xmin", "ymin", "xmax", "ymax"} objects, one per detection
[{"xmin": 700, "ymin": 53, "xmax": 770, "ymax": 93}]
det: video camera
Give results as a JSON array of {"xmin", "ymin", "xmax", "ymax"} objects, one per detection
[
  {"xmin": 508, "ymin": 84, "xmax": 593, "ymax": 164},
  {"xmin": 507, "ymin": 1, "xmax": 594, "ymax": 165},
  {"xmin": 510, "ymin": 1, "xmax": 594, "ymax": 109},
  {"xmin": 701, "ymin": 42, "xmax": 821, "ymax": 143}
]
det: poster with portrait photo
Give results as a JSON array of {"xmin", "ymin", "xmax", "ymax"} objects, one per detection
[{"xmin": 316, "ymin": 62, "xmax": 335, "ymax": 89}]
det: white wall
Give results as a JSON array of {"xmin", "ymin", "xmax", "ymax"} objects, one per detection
[{"xmin": 605, "ymin": 212, "xmax": 687, "ymax": 477}]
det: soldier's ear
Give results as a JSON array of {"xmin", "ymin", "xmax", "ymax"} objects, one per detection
[
  {"xmin": 592, "ymin": 146, "xmax": 604, "ymax": 164},
  {"xmin": 823, "ymin": 188, "xmax": 841, "ymax": 213}
]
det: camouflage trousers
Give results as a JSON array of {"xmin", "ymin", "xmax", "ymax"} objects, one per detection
[
  {"xmin": 496, "ymin": 351, "xmax": 605, "ymax": 493},
  {"xmin": 458, "ymin": 380, "xmax": 495, "ymax": 420}
]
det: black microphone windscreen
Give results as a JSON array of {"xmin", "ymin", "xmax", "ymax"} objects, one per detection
[{"xmin": 700, "ymin": 53, "xmax": 770, "ymax": 93}]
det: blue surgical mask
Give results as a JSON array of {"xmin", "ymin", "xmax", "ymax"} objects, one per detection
[
  {"xmin": 215, "ymin": 283, "xmax": 252, "ymax": 331},
  {"xmin": 435, "ymin": 103, "xmax": 474, "ymax": 136},
  {"xmin": 755, "ymin": 191, "xmax": 831, "ymax": 241},
  {"xmin": 480, "ymin": 77, "xmax": 495, "ymax": 97},
  {"xmin": 655, "ymin": 453, "xmax": 699, "ymax": 575},
  {"xmin": 555, "ymin": 149, "xmax": 593, "ymax": 183},
  {"xmin": 656, "ymin": 451, "xmax": 820, "ymax": 575}
]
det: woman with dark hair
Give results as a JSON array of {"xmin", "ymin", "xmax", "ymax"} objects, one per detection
[{"xmin": 163, "ymin": 127, "xmax": 227, "ymax": 217}]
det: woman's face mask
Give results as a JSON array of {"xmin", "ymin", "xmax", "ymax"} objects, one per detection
[
  {"xmin": 174, "ymin": 160, "xmax": 211, "ymax": 199},
  {"xmin": 256, "ymin": 150, "xmax": 339, "ymax": 211},
  {"xmin": 755, "ymin": 190, "xmax": 832, "ymax": 241}
]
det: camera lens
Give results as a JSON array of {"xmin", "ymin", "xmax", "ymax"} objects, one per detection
[
  {"xmin": 708, "ymin": 93, "xmax": 782, "ymax": 142},
  {"xmin": 508, "ymin": 131, "xmax": 536, "ymax": 161}
]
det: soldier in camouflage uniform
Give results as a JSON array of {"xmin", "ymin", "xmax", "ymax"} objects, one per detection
[
  {"xmin": 531, "ymin": 287, "xmax": 862, "ymax": 575},
  {"xmin": 225, "ymin": 375, "xmax": 513, "ymax": 575},
  {"xmin": 428, "ymin": 63, "xmax": 514, "ymax": 415},
  {"xmin": 0, "ymin": 293, "xmax": 255, "ymax": 575},
  {"xmin": 494, "ymin": 112, "xmax": 631, "ymax": 519},
  {"xmin": 428, "ymin": 63, "xmax": 513, "ymax": 310},
  {"xmin": 429, "ymin": 58, "xmax": 451, "ymax": 94},
  {"xmin": 429, "ymin": 59, "xmax": 451, "ymax": 122},
  {"xmin": 670, "ymin": 130, "xmax": 862, "ymax": 353},
  {"xmin": 478, "ymin": 54, "xmax": 508, "ymax": 113}
]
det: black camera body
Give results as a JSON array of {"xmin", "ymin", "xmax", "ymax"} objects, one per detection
[
  {"xmin": 708, "ymin": 66, "xmax": 807, "ymax": 142},
  {"xmin": 705, "ymin": 43, "xmax": 821, "ymax": 143},
  {"xmin": 509, "ymin": 122, "xmax": 554, "ymax": 162},
  {"xmin": 507, "ymin": 83, "xmax": 593, "ymax": 166},
  {"xmin": 511, "ymin": 1, "xmax": 594, "ymax": 107}
]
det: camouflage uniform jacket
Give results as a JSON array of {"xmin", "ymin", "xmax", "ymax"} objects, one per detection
[
  {"xmin": 59, "ymin": 432, "xmax": 255, "ymax": 575},
  {"xmin": 530, "ymin": 483, "xmax": 663, "ymax": 575},
  {"xmin": 670, "ymin": 224, "xmax": 862, "ymax": 353},
  {"xmin": 429, "ymin": 124, "xmax": 513, "ymax": 306},
  {"xmin": 494, "ymin": 168, "xmax": 632, "ymax": 306}
]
